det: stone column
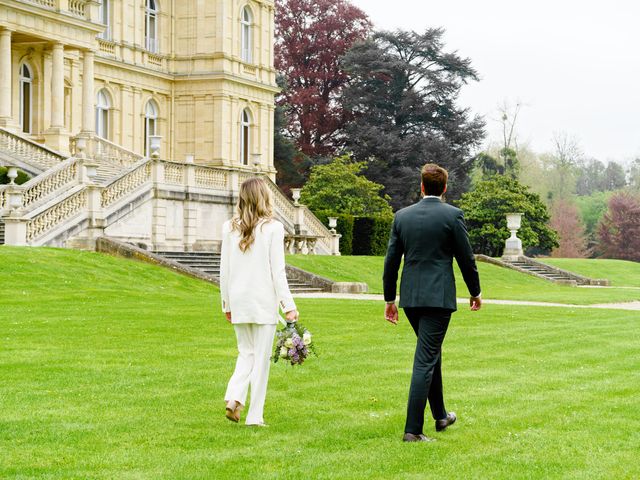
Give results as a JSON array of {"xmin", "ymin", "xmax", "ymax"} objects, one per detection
[
  {"xmin": 0, "ymin": 28, "xmax": 12, "ymax": 125},
  {"xmin": 50, "ymin": 43, "xmax": 65, "ymax": 129},
  {"xmin": 44, "ymin": 42, "xmax": 70, "ymax": 151},
  {"xmin": 81, "ymin": 50, "xmax": 95, "ymax": 134}
]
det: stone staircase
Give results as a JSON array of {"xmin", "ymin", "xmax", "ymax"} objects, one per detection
[
  {"xmin": 0, "ymin": 218, "xmax": 5, "ymax": 245},
  {"xmin": 154, "ymin": 251, "xmax": 325, "ymax": 293},
  {"xmin": 491, "ymin": 256, "xmax": 609, "ymax": 286}
]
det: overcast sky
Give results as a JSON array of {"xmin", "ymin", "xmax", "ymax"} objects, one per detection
[{"xmin": 349, "ymin": 0, "xmax": 640, "ymax": 164}]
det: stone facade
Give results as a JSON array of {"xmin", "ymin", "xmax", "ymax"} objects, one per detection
[{"xmin": 0, "ymin": 0, "xmax": 338, "ymax": 254}]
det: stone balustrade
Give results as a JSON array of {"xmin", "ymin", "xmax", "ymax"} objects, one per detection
[{"xmin": 1, "ymin": 156, "xmax": 340, "ymax": 254}]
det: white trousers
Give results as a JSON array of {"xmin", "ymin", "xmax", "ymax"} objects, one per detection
[{"xmin": 224, "ymin": 323, "xmax": 277, "ymax": 425}]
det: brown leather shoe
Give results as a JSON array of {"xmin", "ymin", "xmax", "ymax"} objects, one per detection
[
  {"xmin": 225, "ymin": 400, "xmax": 243, "ymax": 423},
  {"xmin": 402, "ymin": 433, "xmax": 435, "ymax": 442},
  {"xmin": 435, "ymin": 412, "xmax": 456, "ymax": 432}
]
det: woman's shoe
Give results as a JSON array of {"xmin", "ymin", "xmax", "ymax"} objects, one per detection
[{"xmin": 225, "ymin": 400, "xmax": 242, "ymax": 423}]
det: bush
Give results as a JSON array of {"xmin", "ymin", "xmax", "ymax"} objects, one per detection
[
  {"xmin": 313, "ymin": 211, "xmax": 355, "ymax": 255},
  {"xmin": 352, "ymin": 215, "xmax": 393, "ymax": 256},
  {"xmin": 0, "ymin": 166, "xmax": 30, "ymax": 185}
]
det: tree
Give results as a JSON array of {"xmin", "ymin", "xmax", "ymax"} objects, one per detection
[
  {"xmin": 456, "ymin": 175, "xmax": 559, "ymax": 257},
  {"xmin": 576, "ymin": 159, "xmax": 606, "ymax": 196},
  {"xmin": 549, "ymin": 199, "xmax": 589, "ymax": 258},
  {"xmin": 342, "ymin": 28, "xmax": 485, "ymax": 210},
  {"xmin": 300, "ymin": 155, "xmax": 393, "ymax": 216},
  {"xmin": 628, "ymin": 158, "xmax": 640, "ymax": 190},
  {"xmin": 547, "ymin": 132, "xmax": 582, "ymax": 200},
  {"xmin": 274, "ymin": 103, "xmax": 311, "ymax": 195},
  {"xmin": 597, "ymin": 192, "xmax": 640, "ymax": 261},
  {"xmin": 497, "ymin": 101, "xmax": 522, "ymax": 178},
  {"xmin": 602, "ymin": 161, "xmax": 627, "ymax": 191},
  {"xmin": 575, "ymin": 191, "xmax": 613, "ymax": 253},
  {"xmin": 275, "ymin": 0, "xmax": 371, "ymax": 157}
]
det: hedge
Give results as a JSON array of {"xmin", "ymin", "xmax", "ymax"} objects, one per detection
[
  {"xmin": 312, "ymin": 210, "xmax": 392, "ymax": 256},
  {"xmin": 0, "ymin": 166, "xmax": 30, "ymax": 185},
  {"xmin": 352, "ymin": 215, "xmax": 393, "ymax": 256}
]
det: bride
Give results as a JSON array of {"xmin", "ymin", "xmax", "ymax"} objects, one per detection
[{"xmin": 220, "ymin": 177, "xmax": 299, "ymax": 426}]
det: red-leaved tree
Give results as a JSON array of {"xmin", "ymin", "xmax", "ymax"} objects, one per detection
[
  {"xmin": 550, "ymin": 199, "xmax": 589, "ymax": 258},
  {"xmin": 598, "ymin": 192, "xmax": 640, "ymax": 261},
  {"xmin": 275, "ymin": 0, "xmax": 371, "ymax": 157}
]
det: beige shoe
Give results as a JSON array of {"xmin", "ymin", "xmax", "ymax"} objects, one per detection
[{"xmin": 225, "ymin": 400, "xmax": 243, "ymax": 423}]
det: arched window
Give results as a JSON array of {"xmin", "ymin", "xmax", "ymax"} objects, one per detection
[
  {"xmin": 241, "ymin": 6, "xmax": 252, "ymax": 63},
  {"xmin": 240, "ymin": 109, "xmax": 251, "ymax": 165},
  {"xmin": 19, "ymin": 63, "xmax": 33, "ymax": 134},
  {"xmin": 144, "ymin": 99, "xmax": 159, "ymax": 157},
  {"xmin": 95, "ymin": 89, "xmax": 111, "ymax": 140},
  {"xmin": 99, "ymin": 0, "xmax": 111, "ymax": 40},
  {"xmin": 146, "ymin": 0, "xmax": 158, "ymax": 53}
]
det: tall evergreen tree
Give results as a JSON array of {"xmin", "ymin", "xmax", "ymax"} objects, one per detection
[{"xmin": 342, "ymin": 28, "xmax": 485, "ymax": 209}]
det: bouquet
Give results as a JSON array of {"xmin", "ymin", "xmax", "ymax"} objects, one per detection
[{"xmin": 272, "ymin": 320, "xmax": 316, "ymax": 366}]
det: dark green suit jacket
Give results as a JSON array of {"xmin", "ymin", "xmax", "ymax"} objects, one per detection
[{"xmin": 383, "ymin": 197, "xmax": 481, "ymax": 311}]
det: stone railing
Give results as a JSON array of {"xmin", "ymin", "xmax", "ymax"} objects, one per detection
[
  {"xmin": 147, "ymin": 53, "xmax": 165, "ymax": 69},
  {"xmin": 70, "ymin": 135, "xmax": 144, "ymax": 168},
  {"xmin": 163, "ymin": 163, "xmax": 184, "ymax": 185},
  {"xmin": 301, "ymin": 205, "xmax": 333, "ymax": 253},
  {"xmin": 0, "ymin": 127, "xmax": 66, "ymax": 171},
  {"xmin": 98, "ymin": 39, "xmax": 117, "ymax": 56},
  {"xmin": 195, "ymin": 167, "xmax": 228, "ymax": 189},
  {"xmin": 101, "ymin": 162, "xmax": 152, "ymax": 208},
  {"xmin": 21, "ymin": 159, "xmax": 79, "ymax": 210},
  {"xmin": 20, "ymin": 0, "xmax": 55, "ymax": 8},
  {"xmin": 68, "ymin": 0, "xmax": 86, "ymax": 17},
  {"xmin": 2, "ymin": 158, "xmax": 337, "ymax": 253},
  {"xmin": 26, "ymin": 189, "xmax": 88, "ymax": 243}
]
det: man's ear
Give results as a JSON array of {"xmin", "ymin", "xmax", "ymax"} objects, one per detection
[
  {"xmin": 421, "ymin": 182, "xmax": 425, "ymax": 195},
  {"xmin": 443, "ymin": 184, "xmax": 447, "ymax": 195}
]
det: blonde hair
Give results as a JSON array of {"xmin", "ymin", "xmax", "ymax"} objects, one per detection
[{"xmin": 232, "ymin": 177, "xmax": 274, "ymax": 252}]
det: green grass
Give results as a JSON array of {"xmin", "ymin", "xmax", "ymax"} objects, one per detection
[
  {"xmin": 1, "ymin": 247, "xmax": 640, "ymax": 479},
  {"xmin": 541, "ymin": 258, "xmax": 640, "ymax": 287},
  {"xmin": 286, "ymin": 254, "xmax": 640, "ymax": 305}
]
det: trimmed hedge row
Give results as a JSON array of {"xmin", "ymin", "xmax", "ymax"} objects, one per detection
[{"xmin": 313, "ymin": 210, "xmax": 393, "ymax": 256}]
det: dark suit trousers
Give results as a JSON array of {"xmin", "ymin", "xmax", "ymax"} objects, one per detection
[{"xmin": 404, "ymin": 307, "xmax": 452, "ymax": 435}]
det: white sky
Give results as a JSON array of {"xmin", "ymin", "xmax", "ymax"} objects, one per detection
[{"xmin": 349, "ymin": 0, "xmax": 640, "ymax": 163}]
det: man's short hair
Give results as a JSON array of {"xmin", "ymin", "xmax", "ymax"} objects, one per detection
[{"xmin": 421, "ymin": 164, "xmax": 448, "ymax": 196}]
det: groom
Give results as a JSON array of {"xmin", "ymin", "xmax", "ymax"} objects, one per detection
[{"xmin": 383, "ymin": 163, "xmax": 482, "ymax": 443}]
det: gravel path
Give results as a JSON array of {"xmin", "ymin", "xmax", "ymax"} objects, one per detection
[{"xmin": 292, "ymin": 293, "xmax": 640, "ymax": 311}]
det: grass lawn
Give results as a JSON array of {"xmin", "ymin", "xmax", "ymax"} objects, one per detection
[
  {"xmin": 1, "ymin": 246, "xmax": 640, "ymax": 479},
  {"xmin": 541, "ymin": 258, "xmax": 640, "ymax": 288},
  {"xmin": 286, "ymin": 254, "xmax": 640, "ymax": 305}
]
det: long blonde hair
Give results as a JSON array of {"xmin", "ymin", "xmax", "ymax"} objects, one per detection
[{"xmin": 231, "ymin": 177, "xmax": 274, "ymax": 252}]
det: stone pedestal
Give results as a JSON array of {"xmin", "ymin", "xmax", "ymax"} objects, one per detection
[{"xmin": 3, "ymin": 216, "xmax": 28, "ymax": 246}]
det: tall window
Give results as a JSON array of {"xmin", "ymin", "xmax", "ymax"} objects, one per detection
[
  {"xmin": 99, "ymin": 0, "xmax": 111, "ymax": 40},
  {"xmin": 19, "ymin": 63, "xmax": 33, "ymax": 134},
  {"xmin": 241, "ymin": 6, "xmax": 252, "ymax": 63},
  {"xmin": 95, "ymin": 89, "xmax": 111, "ymax": 140},
  {"xmin": 146, "ymin": 0, "xmax": 158, "ymax": 53},
  {"xmin": 144, "ymin": 100, "xmax": 158, "ymax": 157},
  {"xmin": 240, "ymin": 109, "xmax": 251, "ymax": 165}
]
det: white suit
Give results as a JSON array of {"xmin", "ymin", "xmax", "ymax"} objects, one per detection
[{"xmin": 220, "ymin": 219, "xmax": 296, "ymax": 425}]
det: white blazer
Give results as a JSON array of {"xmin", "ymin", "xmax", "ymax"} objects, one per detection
[{"xmin": 219, "ymin": 219, "xmax": 296, "ymax": 324}]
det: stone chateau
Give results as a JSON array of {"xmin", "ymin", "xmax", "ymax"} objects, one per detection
[{"xmin": 0, "ymin": 0, "xmax": 337, "ymax": 255}]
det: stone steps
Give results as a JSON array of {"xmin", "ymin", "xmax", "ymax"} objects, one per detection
[
  {"xmin": 0, "ymin": 219, "xmax": 5, "ymax": 245},
  {"xmin": 505, "ymin": 259, "xmax": 579, "ymax": 284},
  {"xmin": 153, "ymin": 251, "xmax": 324, "ymax": 293}
]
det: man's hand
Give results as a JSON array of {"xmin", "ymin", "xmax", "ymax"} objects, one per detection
[
  {"xmin": 285, "ymin": 309, "xmax": 299, "ymax": 323},
  {"xmin": 385, "ymin": 302, "xmax": 399, "ymax": 325},
  {"xmin": 470, "ymin": 296, "xmax": 482, "ymax": 311},
  {"xmin": 225, "ymin": 312, "xmax": 232, "ymax": 323}
]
